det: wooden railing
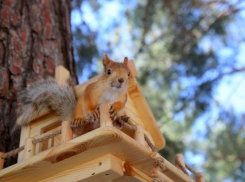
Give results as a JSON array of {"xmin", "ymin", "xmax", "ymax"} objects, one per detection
[{"xmin": 0, "ymin": 102, "xmax": 155, "ymax": 169}]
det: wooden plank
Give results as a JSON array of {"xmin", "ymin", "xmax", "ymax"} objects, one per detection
[
  {"xmin": 119, "ymin": 126, "xmax": 134, "ymax": 139},
  {"xmin": 48, "ymin": 138, "xmax": 54, "ymax": 149},
  {"xmin": 41, "ymin": 154, "xmax": 123, "ymax": 182},
  {"xmin": 55, "ymin": 65, "xmax": 70, "ymax": 87},
  {"xmin": 125, "ymin": 109, "xmax": 140, "ymax": 125},
  {"xmin": 0, "ymin": 127, "xmax": 153, "ymax": 181},
  {"xmin": 128, "ymin": 77, "xmax": 165, "ymax": 150},
  {"xmin": 18, "ymin": 125, "xmax": 30, "ymax": 162},
  {"xmin": 125, "ymin": 101, "xmax": 142, "ymax": 125},
  {"xmin": 125, "ymin": 101, "xmax": 140, "ymax": 117},
  {"xmin": 24, "ymin": 138, "xmax": 35, "ymax": 160},
  {"xmin": 54, "ymin": 134, "xmax": 61, "ymax": 147},
  {"xmin": 127, "ymin": 94, "xmax": 135, "ymax": 106},
  {"xmin": 30, "ymin": 113, "xmax": 61, "ymax": 138},
  {"xmin": 0, "ymin": 127, "xmax": 194, "ymax": 182},
  {"xmin": 125, "ymin": 96, "xmax": 142, "ymax": 125}
]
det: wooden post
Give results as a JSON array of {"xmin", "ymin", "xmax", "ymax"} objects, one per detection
[
  {"xmin": 18, "ymin": 125, "xmax": 31, "ymax": 162},
  {"xmin": 24, "ymin": 137, "xmax": 35, "ymax": 160},
  {"xmin": 196, "ymin": 173, "xmax": 205, "ymax": 182},
  {"xmin": 0, "ymin": 152, "xmax": 4, "ymax": 170},
  {"xmin": 134, "ymin": 124, "xmax": 145, "ymax": 146},
  {"xmin": 175, "ymin": 154, "xmax": 185, "ymax": 170},
  {"xmin": 100, "ymin": 103, "xmax": 113, "ymax": 127},
  {"xmin": 55, "ymin": 65, "xmax": 71, "ymax": 87},
  {"xmin": 55, "ymin": 65, "xmax": 73, "ymax": 143},
  {"xmin": 61, "ymin": 121, "xmax": 73, "ymax": 143}
]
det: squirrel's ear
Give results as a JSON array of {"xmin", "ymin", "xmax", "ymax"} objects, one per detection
[
  {"xmin": 103, "ymin": 53, "xmax": 111, "ymax": 72},
  {"xmin": 123, "ymin": 57, "xmax": 128, "ymax": 66}
]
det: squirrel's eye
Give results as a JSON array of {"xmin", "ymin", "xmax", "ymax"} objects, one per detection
[
  {"xmin": 128, "ymin": 72, "xmax": 130, "ymax": 77},
  {"xmin": 107, "ymin": 69, "xmax": 111, "ymax": 75}
]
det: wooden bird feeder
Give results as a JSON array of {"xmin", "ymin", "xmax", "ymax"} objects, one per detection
[{"xmin": 0, "ymin": 61, "xmax": 205, "ymax": 182}]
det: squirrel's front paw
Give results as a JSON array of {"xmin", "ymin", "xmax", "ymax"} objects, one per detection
[
  {"xmin": 88, "ymin": 107, "xmax": 100, "ymax": 122},
  {"xmin": 110, "ymin": 105, "xmax": 117, "ymax": 121},
  {"xmin": 71, "ymin": 117, "xmax": 85, "ymax": 128}
]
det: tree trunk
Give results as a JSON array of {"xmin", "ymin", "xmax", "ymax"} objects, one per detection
[{"xmin": 0, "ymin": 0, "xmax": 77, "ymax": 167}]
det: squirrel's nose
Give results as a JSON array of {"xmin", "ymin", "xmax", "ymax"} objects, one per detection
[{"xmin": 118, "ymin": 78, "xmax": 124, "ymax": 83}]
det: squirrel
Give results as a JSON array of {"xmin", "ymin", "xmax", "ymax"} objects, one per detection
[
  {"xmin": 16, "ymin": 54, "xmax": 130, "ymax": 132},
  {"xmin": 72, "ymin": 54, "xmax": 130, "ymax": 127}
]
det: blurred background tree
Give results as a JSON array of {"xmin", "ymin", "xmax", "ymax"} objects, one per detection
[{"xmin": 71, "ymin": 0, "xmax": 245, "ymax": 181}]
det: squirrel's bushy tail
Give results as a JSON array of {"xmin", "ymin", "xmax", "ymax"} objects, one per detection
[{"xmin": 16, "ymin": 77, "xmax": 77, "ymax": 127}]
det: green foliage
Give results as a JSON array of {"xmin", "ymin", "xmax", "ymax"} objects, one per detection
[{"xmin": 204, "ymin": 111, "xmax": 245, "ymax": 181}]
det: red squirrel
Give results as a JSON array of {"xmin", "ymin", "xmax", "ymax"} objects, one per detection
[{"xmin": 72, "ymin": 53, "xmax": 130, "ymax": 127}]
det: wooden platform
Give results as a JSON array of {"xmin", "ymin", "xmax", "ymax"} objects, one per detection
[{"xmin": 0, "ymin": 127, "xmax": 194, "ymax": 182}]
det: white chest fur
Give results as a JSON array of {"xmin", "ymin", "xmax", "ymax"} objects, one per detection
[{"xmin": 98, "ymin": 90, "xmax": 121, "ymax": 105}]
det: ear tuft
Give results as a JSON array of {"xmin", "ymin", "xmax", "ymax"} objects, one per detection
[
  {"xmin": 124, "ymin": 57, "xmax": 128, "ymax": 65},
  {"xmin": 103, "ymin": 53, "xmax": 111, "ymax": 72}
]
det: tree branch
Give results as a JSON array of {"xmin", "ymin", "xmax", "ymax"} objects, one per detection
[{"xmin": 166, "ymin": 0, "xmax": 193, "ymax": 36}]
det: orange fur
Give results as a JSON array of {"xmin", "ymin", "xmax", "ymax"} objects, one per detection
[{"xmin": 72, "ymin": 54, "xmax": 130, "ymax": 127}]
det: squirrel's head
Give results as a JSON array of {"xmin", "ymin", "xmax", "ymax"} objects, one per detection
[{"xmin": 102, "ymin": 53, "xmax": 130, "ymax": 92}]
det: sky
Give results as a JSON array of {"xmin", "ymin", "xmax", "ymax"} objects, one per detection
[{"xmin": 71, "ymin": 0, "xmax": 245, "ymax": 178}]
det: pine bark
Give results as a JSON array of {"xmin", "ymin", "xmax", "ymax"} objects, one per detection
[{"xmin": 0, "ymin": 0, "xmax": 77, "ymax": 167}]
